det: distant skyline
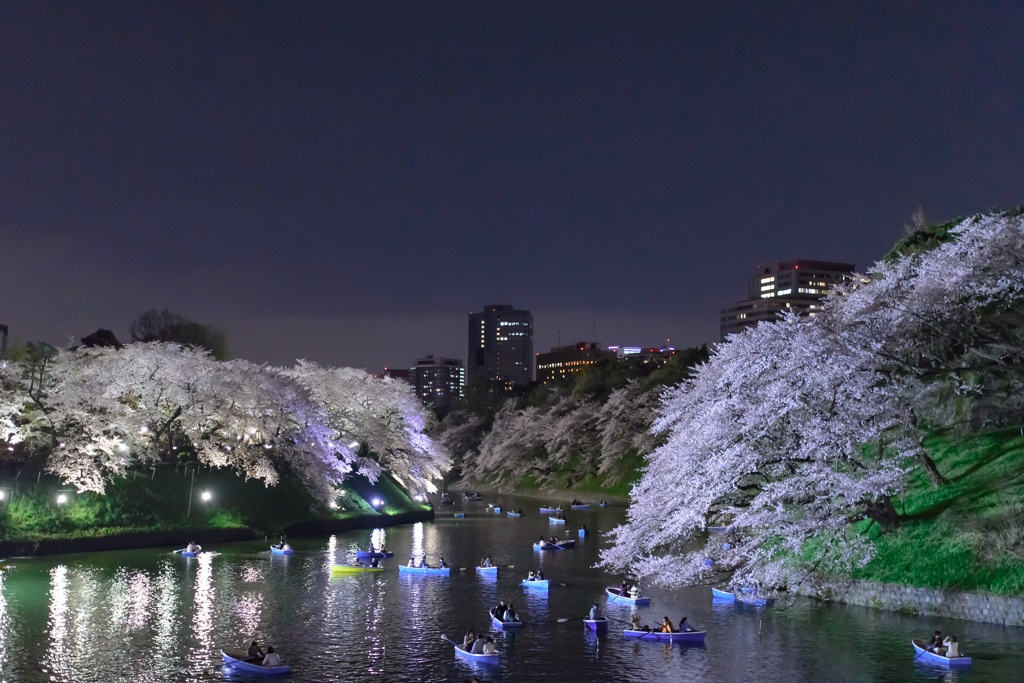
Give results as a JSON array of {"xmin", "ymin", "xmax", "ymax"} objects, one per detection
[{"xmin": 2, "ymin": 2, "xmax": 1022, "ymax": 371}]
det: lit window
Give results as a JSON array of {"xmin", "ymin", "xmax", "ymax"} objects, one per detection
[
  {"xmin": 760, "ymin": 292, "xmax": 775, "ymax": 298},
  {"xmin": 777, "ymin": 289, "xmax": 792, "ymax": 296},
  {"xmin": 760, "ymin": 284, "xmax": 774, "ymax": 291},
  {"xmin": 760, "ymin": 276, "xmax": 775, "ymax": 283}
]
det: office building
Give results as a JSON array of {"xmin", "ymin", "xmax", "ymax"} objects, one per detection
[
  {"xmin": 537, "ymin": 342, "xmax": 616, "ymax": 384},
  {"xmin": 607, "ymin": 345, "xmax": 678, "ymax": 364},
  {"xmin": 413, "ymin": 355, "xmax": 465, "ymax": 414},
  {"xmin": 720, "ymin": 259, "xmax": 855, "ymax": 339},
  {"xmin": 468, "ymin": 305, "xmax": 534, "ymax": 389}
]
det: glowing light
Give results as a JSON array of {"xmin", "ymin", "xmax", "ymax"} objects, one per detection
[
  {"xmin": 349, "ymin": 441, "xmax": 359, "ymax": 448},
  {"xmin": 0, "ymin": 491, "xmax": 5, "ymax": 500},
  {"xmin": 57, "ymin": 494, "xmax": 67, "ymax": 505},
  {"xmin": 264, "ymin": 444, "xmax": 272, "ymax": 449},
  {"xmin": 59, "ymin": 442, "xmax": 65, "ymax": 448},
  {"xmin": 372, "ymin": 498, "xmax": 382, "ymax": 507},
  {"xmin": 201, "ymin": 491, "xmax": 211, "ymax": 502},
  {"xmin": 329, "ymin": 501, "xmax": 338, "ymax": 509},
  {"xmin": 139, "ymin": 426, "xmax": 148, "ymax": 434}
]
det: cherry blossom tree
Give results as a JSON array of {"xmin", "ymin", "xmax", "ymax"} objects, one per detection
[{"xmin": 601, "ymin": 209, "xmax": 1024, "ymax": 589}]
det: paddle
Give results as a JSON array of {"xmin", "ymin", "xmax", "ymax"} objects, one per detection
[
  {"xmin": 172, "ymin": 548, "xmax": 184, "ymax": 554},
  {"xmin": 556, "ymin": 616, "xmax": 585, "ymax": 623}
]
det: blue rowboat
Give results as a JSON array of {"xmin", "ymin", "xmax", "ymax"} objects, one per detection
[
  {"xmin": 221, "ymin": 649, "xmax": 291, "ymax": 675},
  {"xmin": 398, "ymin": 564, "xmax": 450, "ymax": 576},
  {"xmin": 356, "ymin": 550, "xmax": 393, "ymax": 559},
  {"xmin": 493, "ymin": 507, "xmax": 502, "ymax": 513},
  {"xmin": 711, "ymin": 587, "xmax": 735, "ymax": 601},
  {"xmin": 453, "ymin": 642, "xmax": 498, "ymax": 665},
  {"xmin": 584, "ymin": 617, "xmax": 608, "ymax": 632},
  {"xmin": 270, "ymin": 546, "xmax": 293, "ymax": 555},
  {"xmin": 912, "ymin": 638, "xmax": 971, "ymax": 667},
  {"xmin": 549, "ymin": 517, "xmax": 566, "ymax": 524},
  {"xmin": 571, "ymin": 504, "xmax": 590, "ymax": 509},
  {"xmin": 507, "ymin": 511, "xmax": 522, "ymax": 517},
  {"xmin": 599, "ymin": 503, "xmax": 607, "ymax": 507},
  {"xmin": 623, "ymin": 629, "xmax": 706, "ymax": 643},
  {"xmin": 578, "ymin": 529, "xmax": 587, "ymax": 537},
  {"xmin": 476, "ymin": 565, "xmax": 498, "ymax": 577},
  {"xmin": 533, "ymin": 540, "xmax": 575, "ymax": 550},
  {"xmin": 539, "ymin": 506, "xmax": 562, "ymax": 513},
  {"xmin": 453, "ymin": 512, "xmax": 465, "ymax": 518},
  {"xmin": 605, "ymin": 587, "xmax": 651, "ymax": 605},
  {"xmin": 490, "ymin": 607, "xmax": 524, "ymax": 630},
  {"xmin": 521, "ymin": 579, "xmax": 549, "ymax": 589}
]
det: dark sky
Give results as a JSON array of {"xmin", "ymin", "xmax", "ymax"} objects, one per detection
[{"xmin": 2, "ymin": 1, "xmax": 1022, "ymax": 371}]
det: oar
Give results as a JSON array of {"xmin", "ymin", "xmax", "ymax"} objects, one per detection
[
  {"xmin": 172, "ymin": 548, "xmax": 184, "ymax": 553},
  {"xmin": 556, "ymin": 616, "xmax": 585, "ymax": 623},
  {"xmin": 440, "ymin": 634, "xmax": 461, "ymax": 648},
  {"xmin": 606, "ymin": 616, "xmax": 632, "ymax": 626}
]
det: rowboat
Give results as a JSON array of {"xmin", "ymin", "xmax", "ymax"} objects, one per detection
[
  {"xmin": 533, "ymin": 540, "xmax": 575, "ymax": 550},
  {"xmin": 476, "ymin": 565, "xmax": 498, "ymax": 577},
  {"xmin": 539, "ymin": 506, "xmax": 562, "ymax": 513},
  {"xmin": 464, "ymin": 494, "xmax": 482, "ymax": 501},
  {"xmin": 578, "ymin": 528, "xmax": 587, "ymax": 537},
  {"xmin": 584, "ymin": 617, "xmax": 608, "ymax": 632},
  {"xmin": 181, "ymin": 550, "xmax": 197, "ymax": 557},
  {"xmin": 549, "ymin": 517, "xmax": 566, "ymax": 524},
  {"xmin": 571, "ymin": 504, "xmax": 590, "ymax": 509},
  {"xmin": 493, "ymin": 507, "xmax": 501, "ymax": 513},
  {"xmin": 912, "ymin": 638, "xmax": 971, "ymax": 667},
  {"xmin": 599, "ymin": 503, "xmax": 607, "ymax": 507},
  {"xmin": 623, "ymin": 629, "xmax": 706, "ymax": 643},
  {"xmin": 330, "ymin": 564, "xmax": 384, "ymax": 574},
  {"xmin": 222, "ymin": 649, "xmax": 292, "ymax": 675},
  {"xmin": 490, "ymin": 607, "xmax": 524, "ymax": 630},
  {"xmin": 453, "ymin": 512, "xmax": 465, "ymax": 518},
  {"xmin": 507, "ymin": 511, "xmax": 522, "ymax": 517},
  {"xmin": 521, "ymin": 579, "xmax": 549, "ymax": 589},
  {"xmin": 177, "ymin": 545, "xmax": 201, "ymax": 557},
  {"xmin": 356, "ymin": 550, "xmax": 394, "ymax": 559},
  {"xmin": 711, "ymin": 587, "xmax": 735, "ymax": 601},
  {"xmin": 606, "ymin": 586, "xmax": 651, "ymax": 605},
  {"xmin": 453, "ymin": 642, "xmax": 498, "ymax": 665},
  {"xmin": 398, "ymin": 564, "xmax": 450, "ymax": 575},
  {"xmin": 270, "ymin": 546, "xmax": 293, "ymax": 555}
]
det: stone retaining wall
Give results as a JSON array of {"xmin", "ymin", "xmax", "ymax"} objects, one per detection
[{"xmin": 794, "ymin": 577, "xmax": 1024, "ymax": 627}]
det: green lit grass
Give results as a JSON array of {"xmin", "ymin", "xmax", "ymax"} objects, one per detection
[{"xmin": 851, "ymin": 428, "xmax": 1024, "ymax": 595}]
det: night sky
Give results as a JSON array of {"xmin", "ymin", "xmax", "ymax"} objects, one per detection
[{"xmin": 2, "ymin": 1, "xmax": 1022, "ymax": 371}]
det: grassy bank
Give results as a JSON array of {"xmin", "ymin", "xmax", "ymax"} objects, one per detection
[
  {"xmin": 850, "ymin": 428, "xmax": 1024, "ymax": 595},
  {"xmin": 455, "ymin": 451, "xmax": 644, "ymax": 503},
  {"xmin": 0, "ymin": 464, "xmax": 430, "ymax": 542}
]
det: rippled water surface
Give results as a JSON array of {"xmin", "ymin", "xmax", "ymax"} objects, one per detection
[{"xmin": 0, "ymin": 496, "xmax": 1021, "ymax": 682}]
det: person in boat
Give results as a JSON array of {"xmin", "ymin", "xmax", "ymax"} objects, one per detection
[
  {"xmin": 944, "ymin": 635, "xmax": 959, "ymax": 657},
  {"xmin": 600, "ymin": 499, "xmax": 606, "ymax": 505},
  {"xmin": 535, "ymin": 569, "xmax": 544, "ymax": 580},
  {"xmin": 527, "ymin": 570, "xmax": 536, "ymax": 581},
  {"xmin": 494, "ymin": 600, "xmax": 507, "ymax": 620},
  {"xmin": 186, "ymin": 542, "xmax": 197, "ymax": 554},
  {"xmin": 415, "ymin": 556, "xmax": 426, "ymax": 568},
  {"xmin": 470, "ymin": 635, "xmax": 487, "ymax": 654},
  {"xmin": 580, "ymin": 523, "xmax": 587, "ymax": 533},
  {"xmin": 629, "ymin": 584, "xmax": 640, "ymax": 600},
  {"xmin": 618, "ymin": 579, "xmax": 629, "ymax": 596},
  {"xmin": 660, "ymin": 616, "xmax": 676, "ymax": 633},
  {"xmin": 506, "ymin": 604, "xmax": 518, "ymax": 622},
  {"xmin": 678, "ymin": 616, "xmax": 695, "ymax": 632},
  {"xmin": 482, "ymin": 637, "xmax": 497, "ymax": 655},
  {"xmin": 368, "ymin": 541, "xmax": 375, "ymax": 552},
  {"xmin": 549, "ymin": 535, "xmax": 559, "ymax": 545},
  {"xmin": 589, "ymin": 602, "xmax": 603, "ymax": 620},
  {"xmin": 481, "ymin": 556, "xmax": 493, "ymax": 568},
  {"xmin": 630, "ymin": 612, "xmax": 646, "ymax": 631},
  {"xmin": 281, "ymin": 542, "xmax": 291, "ymax": 552},
  {"xmin": 369, "ymin": 557, "xmax": 380, "ymax": 568},
  {"xmin": 261, "ymin": 646, "xmax": 280, "ymax": 667},
  {"xmin": 462, "ymin": 629, "xmax": 476, "ymax": 649},
  {"xmin": 380, "ymin": 543, "xmax": 388, "ymax": 553},
  {"xmin": 927, "ymin": 630, "xmax": 944, "ymax": 653},
  {"xmin": 438, "ymin": 557, "xmax": 448, "ymax": 568},
  {"xmin": 538, "ymin": 535, "xmax": 548, "ymax": 546},
  {"xmin": 408, "ymin": 558, "xmax": 416, "ymax": 567},
  {"xmin": 246, "ymin": 640, "xmax": 264, "ymax": 662}
]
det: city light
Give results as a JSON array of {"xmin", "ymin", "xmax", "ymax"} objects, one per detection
[{"xmin": 372, "ymin": 498, "xmax": 382, "ymax": 507}]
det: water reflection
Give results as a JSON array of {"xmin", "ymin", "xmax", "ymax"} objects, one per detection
[
  {"xmin": 43, "ymin": 565, "xmax": 70, "ymax": 680},
  {"xmin": 192, "ymin": 553, "xmax": 214, "ymax": 650}
]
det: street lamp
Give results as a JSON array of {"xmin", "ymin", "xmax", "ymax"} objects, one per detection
[
  {"xmin": 201, "ymin": 491, "xmax": 212, "ymax": 502},
  {"xmin": 372, "ymin": 498, "xmax": 383, "ymax": 508},
  {"xmin": 57, "ymin": 494, "xmax": 67, "ymax": 505}
]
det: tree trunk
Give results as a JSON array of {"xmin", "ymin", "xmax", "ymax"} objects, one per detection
[{"xmin": 916, "ymin": 451, "xmax": 947, "ymax": 486}]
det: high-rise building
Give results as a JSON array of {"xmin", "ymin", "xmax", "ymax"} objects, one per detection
[
  {"xmin": 468, "ymin": 304, "xmax": 534, "ymax": 389},
  {"xmin": 720, "ymin": 259, "xmax": 855, "ymax": 339},
  {"xmin": 537, "ymin": 342, "xmax": 616, "ymax": 384},
  {"xmin": 413, "ymin": 355, "xmax": 465, "ymax": 414}
]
